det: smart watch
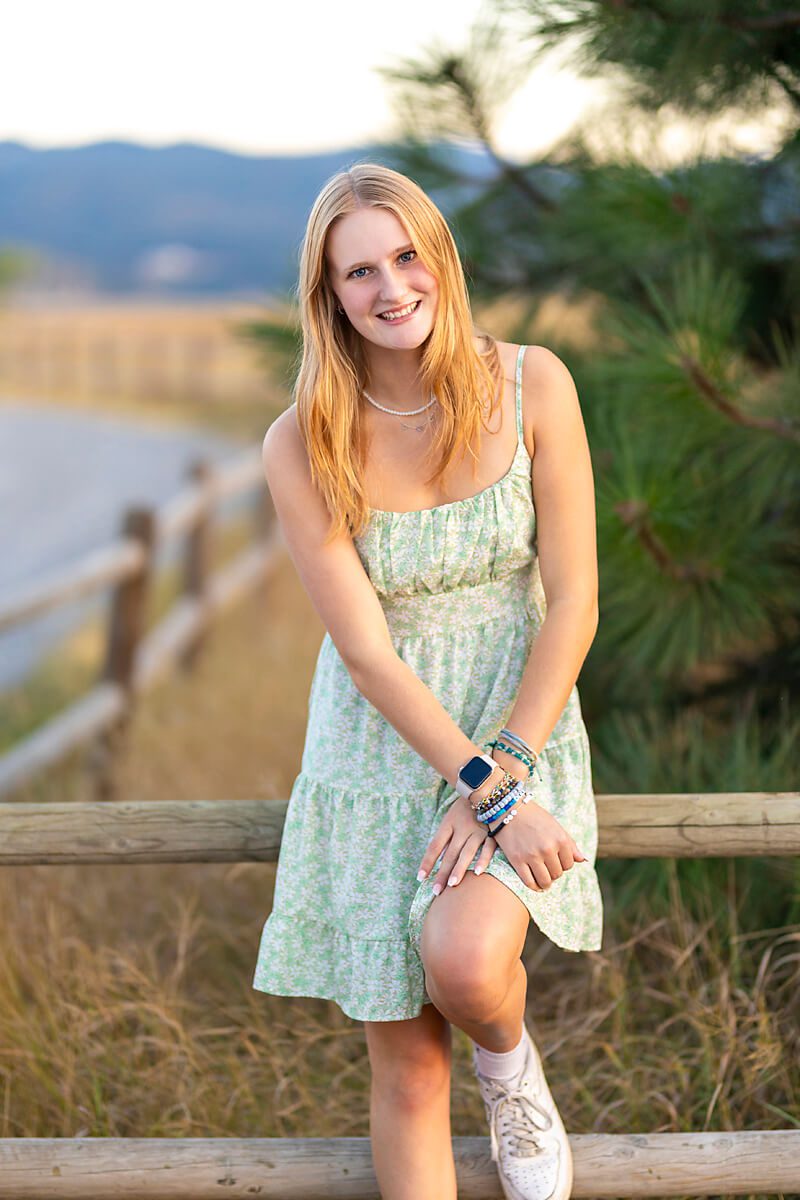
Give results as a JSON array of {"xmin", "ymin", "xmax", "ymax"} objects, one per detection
[{"xmin": 455, "ymin": 753, "xmax": 499, "ymax": 800}]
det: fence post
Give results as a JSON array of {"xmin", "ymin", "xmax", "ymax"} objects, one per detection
[
  {"xmin": 179, "ymin": 459, "xmax": 214, "ymax": 671},
  {"xmin": 88, "ymin": 506, "xmax": 157, "ymax": 800}
]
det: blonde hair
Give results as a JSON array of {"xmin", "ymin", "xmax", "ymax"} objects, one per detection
[{"xmin": 293, "ymin": 160, "xmax": 503, "ymax": 542}]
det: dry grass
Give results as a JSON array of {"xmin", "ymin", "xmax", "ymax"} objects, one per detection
[{"xmin": 1, "ymin": 556, "xmax": 797, "ymax": 1200}]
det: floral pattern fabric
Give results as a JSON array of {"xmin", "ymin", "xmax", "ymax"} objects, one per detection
[{"xmin": 252, "ymin": 344, "xmax": 603, "ymax": 1021}]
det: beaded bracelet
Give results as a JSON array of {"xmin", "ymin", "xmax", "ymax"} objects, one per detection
[
  {"xmin": 474, "ymin": 779, "xmax": 527, "ymax": 824},
  {"xmin": 480, "ymin": 726, "xmax": 540, "ymax": 836},
  {"xmin": 486, "ymin": 799, "xmax": 528, "ymax": 838},
  {"xmin": 476, "ymin": 784, "xmax": 523, "ymax": 819},
  {"xmin": 483, "ymin": 727, "xmax": 543, "ymax": 783},
  {"xmin": 469, "ymin": 766, "xmax": 517, "ymax": 812},
  {"xmin": 475, "ymin": 770, "xmax": 525, "ymax": 811},
  {"xmin": 463, "ymin": 727, "xmax": 541, "ymax": 838},
  {"xmin": 480, "ymin": 795, "xmax": 529, "ymax": 834},
  {"xmin": 484, "ymin": 738, "xmax": 533, "ymax": 773}
]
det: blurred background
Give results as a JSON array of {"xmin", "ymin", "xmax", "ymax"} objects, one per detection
[{"xmin": 1, "ymin": 0, "xmax": 798, "ymax": 1177}]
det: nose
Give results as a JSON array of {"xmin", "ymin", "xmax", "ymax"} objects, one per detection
[{"xmin": 377, "ymin": 264, "xmax": 414, "ymax": 304}]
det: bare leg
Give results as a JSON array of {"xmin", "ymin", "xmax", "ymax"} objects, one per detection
[
  {"xmin": 364, "ymin": 1000, "xmax": 458, "ymax": 1200},
  {"xmin": 441, "ymin": 956, "xmax": 529, "ymax": 1051},
  {"xmin": 420, "ymin": 870, "xmax": 531, "ymax": 1048}
]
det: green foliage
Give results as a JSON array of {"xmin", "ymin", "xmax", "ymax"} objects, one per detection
[{"xmin": 494, "ymin": 0, "xmax": 800, "ymax": 116}]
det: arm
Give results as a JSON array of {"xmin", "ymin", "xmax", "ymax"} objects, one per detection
[
  {"xmin": 422, "ymin": 344, "xmax": 598, "ymax": 890},
  {"xmin": 261, "ymin": 408, "xmax": 491, "ymax": 795},
  {"xmin": 499, "ymin": 345, "xmax": 599, "ymax": 756}
]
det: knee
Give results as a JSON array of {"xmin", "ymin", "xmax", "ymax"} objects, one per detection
[
  {"xmin": 370, "ymin": 1043, "xmax": 451, "ymax": 1113},
  {"xmin": 424, "ymin": 941, "xmax": 510, "ymax": 1024}
]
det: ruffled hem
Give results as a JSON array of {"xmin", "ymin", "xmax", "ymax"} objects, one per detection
[{"xmin": 253, "ymin": 909, "xmax": 431, "ymax": 1022}]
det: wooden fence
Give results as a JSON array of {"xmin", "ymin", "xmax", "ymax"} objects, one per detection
[
  {"xmin": 0, "ymin": 303, "xmax": 273, "ymax": 404},
  {"xmin": 0, "ymin": 445, "xmax": 281, "ymax": 799},
  {"xmin": 1, "ymin": 462, "xmax": 798, "ymax": 1195},
  {"xmin": 0, "ymin": 791, "xmax": 797, "ymax": 1197}
]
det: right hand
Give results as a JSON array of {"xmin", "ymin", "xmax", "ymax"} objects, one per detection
[{"xmin": 492, "ymin": 798, "xmax": 587, "ymax": 891}]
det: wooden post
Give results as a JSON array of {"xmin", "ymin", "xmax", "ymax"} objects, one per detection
[
  {"xmin": 179, "ymin": 459, "xmax": 213, "ymax": 672},
  {"xmin": 88, "ymin": 506, "xmax": 156, "ymax": 800}
]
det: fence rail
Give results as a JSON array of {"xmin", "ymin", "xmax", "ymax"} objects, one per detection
[
  {"xmin": 0, "ymin": 792, "xmax": 797, "ymax": 865},
  {"xmin": 1, "ymin": 1130, "xmax": 798, "ymax": 1198},
  {"xmin": 0, "ymin": 445, "xmax": 281, "ymax": 799}
]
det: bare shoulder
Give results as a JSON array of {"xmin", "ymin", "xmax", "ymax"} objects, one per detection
[
  {"xmin": 259, "ymin": 402, "xmax": 395, "ymax": 675},
  {"xmin": 262, "ymin": 403, "xmax": 301, "ymax": 468},
  {"xmin": 261, "ymin": 403, "xmax": 316, "ymax": 498},
  {"xmin": 521, "ymin": 344, "xmax": 578, "ymax": 396},
  {"xmin": 519, "ymin": 345, "xmax": 583, "ymax": 460}
]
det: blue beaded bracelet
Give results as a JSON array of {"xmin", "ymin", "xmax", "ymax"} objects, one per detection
[{"xmin": 475, "ymin": 780, "xmax": 526, "ymax": 823}]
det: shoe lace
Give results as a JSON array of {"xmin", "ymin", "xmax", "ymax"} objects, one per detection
[{"xmin": 486, "ymin": 1082, "xmax": 553, "ymax": 1162}]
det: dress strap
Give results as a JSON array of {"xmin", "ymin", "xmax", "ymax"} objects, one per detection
[{"xmin": 514, "ymin": 344, "xmax": 527, "ymax": 443}]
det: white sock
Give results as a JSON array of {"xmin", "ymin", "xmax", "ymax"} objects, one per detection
[{"xmin": 473, "ymin": 1026, "xmax": 527, "ymax": 1083}]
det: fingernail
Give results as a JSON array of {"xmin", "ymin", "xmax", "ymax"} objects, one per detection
[
  {"xmin": 432, "ymin": 883, "xmax": 442, "ymax": 895},
  {"xmin": 475, "ymin": 866, "xmax": 484, "ymax": 875},
  {"xmin": 447, "ymin": 874, "xmax": 458, "ymax": 887},
  {"xmin": 416, "ymin": 870, "xmax": 427, "ymax": 881}
]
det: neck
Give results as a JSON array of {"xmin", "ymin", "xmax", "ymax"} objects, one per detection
[{"xmin": 362, "ymin": 341, "xmax": 427, "ymax": 407}]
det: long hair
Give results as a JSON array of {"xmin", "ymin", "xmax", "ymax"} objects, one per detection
[{"xmin": 293, "ymin": 161, "xmax": 503, "ymax": 543}]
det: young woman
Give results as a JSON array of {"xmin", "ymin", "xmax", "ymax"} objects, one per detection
[{"xmin": 252, "ymin": 162, "xmax": 603, "ymax": 1200}]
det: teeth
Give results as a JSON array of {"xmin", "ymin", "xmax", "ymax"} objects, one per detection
[{"xmin": 380, "ymin": 300, "xmax": 419, "ymax": 321}]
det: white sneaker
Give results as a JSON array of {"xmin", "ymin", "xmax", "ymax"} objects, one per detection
[{"xmin": 472, "ymin": 1026, "xmax": 573, "ymax": 1200}]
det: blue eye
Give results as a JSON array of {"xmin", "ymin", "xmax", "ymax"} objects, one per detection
[{"xmin": 348, "ymin": 250, "xmax": 416, "ymax": 279}]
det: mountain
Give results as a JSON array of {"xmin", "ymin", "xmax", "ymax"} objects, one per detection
[{"xmin": 0, "ymin": 139, "xmax": 497, "ymax": 299}]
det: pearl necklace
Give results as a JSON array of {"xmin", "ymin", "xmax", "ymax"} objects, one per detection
[{"xmin": 362, "ymin": 389, "xmax": 438, "ymax": 433}]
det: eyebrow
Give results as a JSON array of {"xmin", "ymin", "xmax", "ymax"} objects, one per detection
[{"xmin": 343, "ymin": 244, "xmax": 414, "ymax": 274}]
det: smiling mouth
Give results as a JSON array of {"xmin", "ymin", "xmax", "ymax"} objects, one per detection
[{"xmin": 378, "ymin": 299, "xmax": 422, "ymax": 321}]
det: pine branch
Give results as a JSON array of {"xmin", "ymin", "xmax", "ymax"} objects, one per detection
[
  {"xmin": 614, "ymin": 498, "xmax": 724, "ymax": 582},
  {"xmin": 680, "ymin": 355, "xmax": 800, "ymax": 443}
]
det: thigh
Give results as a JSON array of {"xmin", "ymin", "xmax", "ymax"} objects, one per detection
[
  {"xmin": 364, "ymin": 1000, "xmax": 452, "ymax": 1080},
  {"xmin": 419, "ymin": 869, "xmax": 530, "ymax": 981}
]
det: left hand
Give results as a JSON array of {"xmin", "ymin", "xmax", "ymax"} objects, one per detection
[{"xmin": 417, "ymin": 748, "xmax": 526, "ymax": 893}]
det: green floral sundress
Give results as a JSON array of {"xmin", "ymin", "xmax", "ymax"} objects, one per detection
[{"xmin": 253, "ymin": 343, "xmax": 603, "ymax": 1021}]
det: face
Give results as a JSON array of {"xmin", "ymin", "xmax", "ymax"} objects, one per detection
[{"xmin": 326, "ymin": 206, "xmax": 439, "ymax": 348}]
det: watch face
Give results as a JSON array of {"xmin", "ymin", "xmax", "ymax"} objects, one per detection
[{"xmin": 460, "ymin": 755, "xmax": 493, "ymax": 790}]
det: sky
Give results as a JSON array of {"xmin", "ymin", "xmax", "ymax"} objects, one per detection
[{"xmin": 1, "ymin": 0, "xmax": 787, "ymax": 163}]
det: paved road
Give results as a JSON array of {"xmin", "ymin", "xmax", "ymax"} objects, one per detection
[{"xmin": 0, "ymin": 398, "xmax": 253, "ymax": 690}]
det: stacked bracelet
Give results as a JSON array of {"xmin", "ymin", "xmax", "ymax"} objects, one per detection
[
  {"xmin": 473, "ymin": 726, "xmax": 543, "ymax": 838},
  {"xmin": 474, "ymin": 777, "xmax": 527, "ymax": 822}
]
